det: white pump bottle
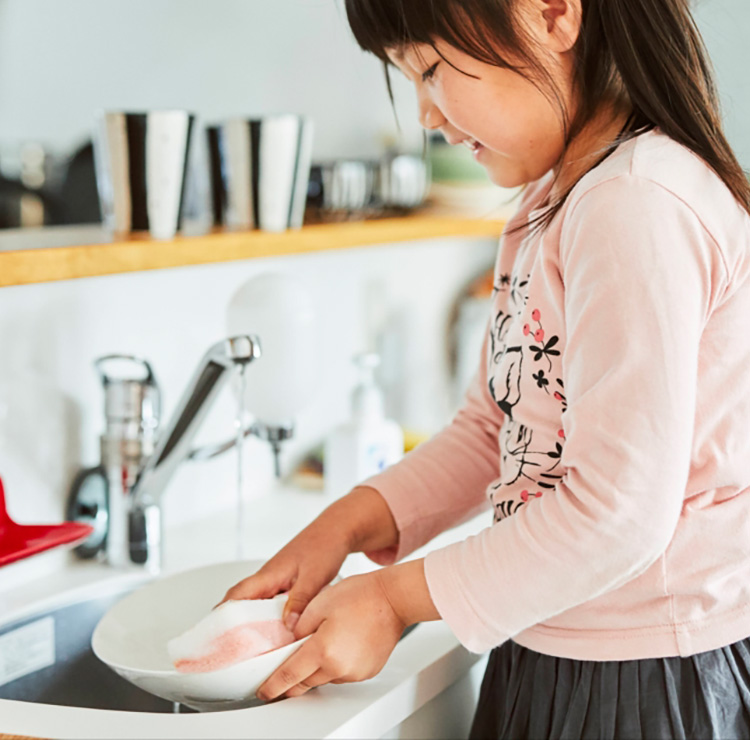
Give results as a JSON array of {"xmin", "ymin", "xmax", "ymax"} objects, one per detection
[{"xmin": 324, "ymin": 352, "xmax": 404, "ymax": 498}]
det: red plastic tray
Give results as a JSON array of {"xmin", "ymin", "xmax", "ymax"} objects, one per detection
[{"xmin": 0, "ymin": 475, "xmax": 94, "ymax": 567}]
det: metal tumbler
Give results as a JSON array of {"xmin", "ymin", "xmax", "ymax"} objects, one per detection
[
  {"xmin": 307, "ymin": 160, "xmax": 376, "ymax": 213},
  {"xmin": 207, "ymin": 115, "xmax": 314, "ymax": 232},
  {"xmin": 376, "ymin": 153, "xmax": 431, "ymax": 209},
  {"xmin": 93, "ymin": 110, "xmax": 195, "ymax": 240}
]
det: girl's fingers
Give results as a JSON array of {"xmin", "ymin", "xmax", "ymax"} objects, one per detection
[
  {"xmin": 216, "ymin": 568, "xmax": 290, "ymax": 607},
  {"xmin": 215, "ymin": 576, "xmax": 262, "ymax": 607},
  {"xmin": 283, "ymin": 667, "xmax": 333, "ymax": 697},
  {"xmin": 256, "ymin": 640, "xmax": 330, "ymax": 701},
  {"xmin": 282, "ymin": 582, "xmax": 320, "ymax": 630},
  {"xmin": 288, "ymin": 588, "xmax": 327, "ymax": 636}
]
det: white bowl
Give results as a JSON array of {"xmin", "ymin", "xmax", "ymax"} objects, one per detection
[{"xmin": 92, "ymin": 560, "xmax": 318, "ymax": 712}]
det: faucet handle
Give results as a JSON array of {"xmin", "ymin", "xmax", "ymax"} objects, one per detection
[
  {"xmin": 94, "ymin": 354, "xmax": 161, "ymax": 439},
  {"xmin": 95, "ymin": 354, "xmax": 157, "ymax": 386},
  {"xmin": 187, "ymin": 420, "xmax": 294, "ymax": 473}
]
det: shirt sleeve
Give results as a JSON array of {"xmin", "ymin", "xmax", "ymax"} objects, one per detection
[
  {"xmin": 359, "ymin": 315, "xmax": 504, "ymax": 566},
  {"xmin": 422, "ymin": 174, "xmax": 728, "ymax": 653}
]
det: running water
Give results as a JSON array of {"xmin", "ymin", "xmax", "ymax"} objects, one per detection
[{"xmin": 235, "ymin": 364, "xmax": 248, "ymax": 560}]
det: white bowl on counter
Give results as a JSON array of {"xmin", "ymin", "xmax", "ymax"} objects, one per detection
[{"xmin": 92, "ymin": 559, "xmax": 313, "ymax": 712}]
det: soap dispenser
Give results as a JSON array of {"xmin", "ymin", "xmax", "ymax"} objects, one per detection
[{"xmin": 324, "ymin": 352, "xmax": 404, "ymax": 498}]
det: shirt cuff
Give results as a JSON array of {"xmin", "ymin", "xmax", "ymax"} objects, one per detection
[
  {"xmin": 358, "ymin": 469, "xmax": 426, "ymax": 565},
  {"xmin": 424, "ymin": 538, "xmax": 512, "ymax": 654}
]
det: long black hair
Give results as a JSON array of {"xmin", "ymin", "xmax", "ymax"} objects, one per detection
[{"xmin": 345, "ymin": 0, "xmax": 750, "ymax": 236}]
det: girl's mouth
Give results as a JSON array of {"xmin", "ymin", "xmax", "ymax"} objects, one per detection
[{"xmin": 462, "ymin": 138, "xmax": 485, "ymax": 159}]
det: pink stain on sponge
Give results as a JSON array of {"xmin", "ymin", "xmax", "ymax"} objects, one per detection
[{"xmin": 167, "ymin": 597, "xmax": 296, "ymax": 674}]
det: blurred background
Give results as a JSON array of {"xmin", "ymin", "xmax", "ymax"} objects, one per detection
[
  {"xmin": 0, "ymin": 0, "xmax": 746, "ymax": 534},
  {"xmin": 0, "ymin": 0, "xmax": 744, "ymax": 229},
  {"xmin": 0, "ymin": 0, "xmax": 431, "ymax": 228}
]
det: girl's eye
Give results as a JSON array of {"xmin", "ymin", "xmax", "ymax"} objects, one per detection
[{"xmin": 421, "ymin": 62, "xmax": 439, "ymax": 83}]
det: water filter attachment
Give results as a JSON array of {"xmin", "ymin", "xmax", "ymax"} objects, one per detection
[{"xmin": 351, "ymin": 352, "xmax": 385, "ymax": 422}]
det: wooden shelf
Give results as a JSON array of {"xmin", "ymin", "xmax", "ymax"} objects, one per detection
[{"xmin": 0, "ymin": 215, "xmax": 505, "ymax": 288}]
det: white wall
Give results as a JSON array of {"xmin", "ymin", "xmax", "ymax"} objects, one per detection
[
  {"xmin": 0, "ymin": 237, "xmax": 497, "ymax": 531},
  {"xmin": 0, "ymin": 0, "xmax": 423, "ymax": 160},
  {"xmin": 693, "ymin": 0, "xmax": 750, "ymax": 168},
  {"xmin": 0, "ymin": 0, "xmax": 743, "ymax": 168}
]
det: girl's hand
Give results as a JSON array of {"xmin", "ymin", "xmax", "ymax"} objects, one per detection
[
  {"xmin": 218, "ymin": 486, "xmax": 401, "ymax": 630},
  {"xmin": 255, "ymin": 571, "xmax": 406, "ymax": 701},
  {"xmin": 217, "ymin": 521, "xmax": 351, "ymax": 630}
]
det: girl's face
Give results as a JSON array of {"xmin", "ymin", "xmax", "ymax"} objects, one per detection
[
  {"xmin": 387, "ymin": 38, "xmax": 575, "ymax": 189},
  {"xmin": 383, "ymin": 0, "xmax": 633, "ymax": 193}
]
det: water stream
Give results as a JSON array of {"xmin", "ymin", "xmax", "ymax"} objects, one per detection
[{"xmin": 235, "ymin": 363, "xmax": 248, "ymax": 560}]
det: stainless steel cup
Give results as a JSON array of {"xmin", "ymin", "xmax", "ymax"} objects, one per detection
[
  {"xmin": 376, "ymin": 153, "xmax": 430, "ymax": 209},
  {"xmin": 307, "ymin": 160, "xmax": 376, "ymax": 213},
  {"xmin": 93, "ymin": 110, "xmax": 195, "ymax": 240},
  {"xmin": 206, "ymin": 115, "xmax": 314, "ymax": 232}
]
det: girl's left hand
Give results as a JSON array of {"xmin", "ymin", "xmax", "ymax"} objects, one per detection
[{"xmin": 256, "ymin": 571, "xmax": 406, "ymax": 701}]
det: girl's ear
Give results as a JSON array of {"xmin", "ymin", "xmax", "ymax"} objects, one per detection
[{"xmin": 525, "ymin": 0, "xmax": 582, "ymax": 54}]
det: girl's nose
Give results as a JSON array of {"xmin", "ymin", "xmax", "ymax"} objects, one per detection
[{"xmin": 419, "ymin": 101, "xmax": 446, "ymax": 131}]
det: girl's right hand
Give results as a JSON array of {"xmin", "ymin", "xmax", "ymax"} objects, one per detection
[
  {"xmin": 216, "ymin": 519, "xmax": 351, "ymax": 632},
  {"xmin": 216, "ymin": 485, "xmax": 398, "ymax": 631}
]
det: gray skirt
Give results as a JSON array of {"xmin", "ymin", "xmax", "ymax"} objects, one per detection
[{"xmin": 469, "ymin": 636, "xmax": 750, "ymax": 740}]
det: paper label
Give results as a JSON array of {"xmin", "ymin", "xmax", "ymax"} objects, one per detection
[{"xmin": 0, "ymin": 616, "xmax": 55, "ymax": 687}]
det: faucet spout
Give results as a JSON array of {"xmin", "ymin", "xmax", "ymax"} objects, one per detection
[
  {"xmin": 132, "ymin": 335, "xmax": 261, "ymax": 509},
  {"xmin": 127, "ymin": 335, "xmax": 260, "ymax": 568}
]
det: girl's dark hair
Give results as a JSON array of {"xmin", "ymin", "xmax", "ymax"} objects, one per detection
[{"xmin": 345, "ymin": 0, "xmax": 750, "ymax": 237}]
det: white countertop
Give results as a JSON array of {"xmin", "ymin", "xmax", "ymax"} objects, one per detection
[{"xmin": 0, "ymin": 482, "xmax": 491, "ymax": 739}]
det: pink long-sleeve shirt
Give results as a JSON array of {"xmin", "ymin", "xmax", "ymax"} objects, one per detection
[{"xmin": 360, "ymin": 127, "xmax": 750, "ymax": 661}]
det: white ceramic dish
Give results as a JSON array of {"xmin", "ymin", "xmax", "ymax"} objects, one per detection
[{"xmin": 92, "ymin": 560, "xmax": 316, "ymax": 712}]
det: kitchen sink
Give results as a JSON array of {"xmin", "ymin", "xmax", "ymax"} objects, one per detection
[
  {"xmin": 0, "ymin": 583, "xmax": 196, "ymax": 713},
  {"xmin": 0, "ymin": 577, "xmax": 419, "ymax": 714}
]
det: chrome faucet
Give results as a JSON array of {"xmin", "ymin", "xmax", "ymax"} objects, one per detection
[{"xmin": 67, "ymin": 335, "xmax": 294, "ymax": 572}]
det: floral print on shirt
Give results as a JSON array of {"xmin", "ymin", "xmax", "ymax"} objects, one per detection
[{"xmin": 487, "ymin": 270, "xmax": 567, "ymax": 523}]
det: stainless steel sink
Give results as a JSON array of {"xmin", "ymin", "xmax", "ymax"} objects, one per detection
[
  {"xmin": 0, "ymin": 579, "xmax": 419, "ymax": 713},
  {"xmin": 0, "ymin": 584, "xmax": 196, "ymax": 713}
]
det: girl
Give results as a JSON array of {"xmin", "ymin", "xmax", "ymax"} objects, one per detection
[{"xmin": 221, "ymin": 0, "xmax": 750, "ymax": 736}]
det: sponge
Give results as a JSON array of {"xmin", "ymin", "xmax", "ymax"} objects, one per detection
[{"xmin": 167, "ymin": 598, "xmax": 296, "ymax": 673}]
